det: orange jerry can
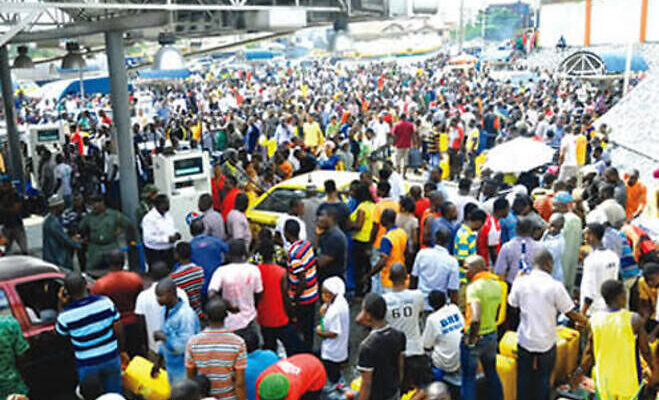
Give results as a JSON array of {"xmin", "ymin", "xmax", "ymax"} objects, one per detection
[
  {"xmin": 122, "ymin": 356, "xmax": 171, "ymax": 400},
  {"xmin": 550, "ymin": 337, "xmax": 568, "ymax": 385},
  {"xmin": 496, "ymin": 354, "xmax": 517, "ymax": 400},
  {"xmin": 499, "ymin": 331, "xmax": 518, "ymax": 359},
  {"xmin": 557, "ymin": 326, "xmax": 580, "ymax": 376}
]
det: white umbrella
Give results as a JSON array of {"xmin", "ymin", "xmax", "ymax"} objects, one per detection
[{"xmin": 483, "ymin": 137, "xmax": 555, "ymax": 173}]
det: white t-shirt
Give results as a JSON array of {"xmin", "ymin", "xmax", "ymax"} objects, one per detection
[
  {"xmin": 508, "ymin": 269, "xmax": 574, "ymax": 352},
  {"xmin": 383, "ymin": 289, "xmax": 425, "ymax": 356},
  {"xmin": 134, "ymin": 283, "xmax": 189, "ymax": 353},
  {"xmin": 208, "ymin": 262, "xmax": 263, "ymax": 331},
  {"xmin": 560, "ymin": 135, "xmax": 578, "ymax": 167},
  {"xmin": 422, "ymin": 304, "xmax": 464, "ymax": 372},
  {"xmin": 54, "ymin": 163, "xmax": 72, "ymax": 197},
  {"xmin": 452, "ymin": 194, "xmax": 481, "ymax": 223},
  {"xmin": 321, "ymin": 297, "xmax": 350, "ymax": 363},
  {"xmin": 580, "ymin": 249, "xmax": 620, "ymax": 315}
]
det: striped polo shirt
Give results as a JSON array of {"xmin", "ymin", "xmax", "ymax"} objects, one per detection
[
  {"xmin": 185, "ymin": 328, "xmax": 247, "ymax": 399},
  {"xmin": 454, "ymin": 224, "xmax": 477, "ymax": 284},
  {"xmin": 171, "ymin": 263, "xmax": 205, "ymax": 318},
  {"xmin": 56, "ymin": 295, "xmax": 120, "ymax": 367},
  {"xmin": 287, "ymin": 239, "xmax": 319, "ymax": 305}
]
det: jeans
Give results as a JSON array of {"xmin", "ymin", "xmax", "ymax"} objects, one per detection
[
  {"xmin": 429, "ymin": 153, "xmax": 440, "ymax": 169},
  {"xmin": 517, "ymin": 345, "xmax": 556, "ymax": 400},
  {"xmin": 262, "ymin": 323, "xmax": 303, "ymax": 356},
  {"xmin": 322, "ymin": 358, "xmax": 346, "ymax": 384},
  {"xmin": 352, "ymin": 241, "xmax": 371, "ymax": 296},
  {"xmin": 77, "ymin": 355, "xmax": 123, "ymax": 395},
  {"xmin": 460, "ymin": 332, "xmax": 502, "ymax": 400}
]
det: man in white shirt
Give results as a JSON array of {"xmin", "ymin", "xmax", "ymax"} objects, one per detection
[
  {"xmin": 142, "ymin": 194, "xmax": 180, "ymax": 267},
  {"xmin": 508, "ymin": 249, "xmax": 588, "ymax": 400},
  {"xmin": 422, "ymin": 290, "xmax": 464, "ymax": 375},
  {"xmin": 53, "ymin": 154, "xmax": 73, "ymax": 206},
  {"xmin": 134, "ymin": 261, "xmax": 189, "ymax": 356},
  {"xmin": 384, "ymin": 263, "xmax": 433, "ymax": 391},
  {"xmin": 580, "ymin": 222, "xmax": 620, "ymax": 316},
  {"xmin": 208, "ymin": 239, "xmax": 263, "ymax": 337},
  {"xmin": 453, "ymin": 178, "xmax": 481, "ymax": 224},
  {"xmin": 558, "ymin": 127, "xmax": 579, "ymax": 181}
]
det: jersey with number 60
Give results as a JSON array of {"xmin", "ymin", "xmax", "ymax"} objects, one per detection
[{"xmin": 383, "ymin": 289, "xmax": 425, "ymax": 356}]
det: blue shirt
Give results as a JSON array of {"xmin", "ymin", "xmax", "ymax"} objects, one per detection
[
  {"xmin": 56, "ymin": 295, "xmax": 120, "ymax": 368},
  {"xmin": 430, "ymin": 217, "xmax": 459, "ymax": 253},
  {"xmin": 245, "ymin": 350, "xmax": 279, "ymax": 400},
  {"xmin": 500, "ymin": 212, "xmax": 518, "ymax": 245},
  {"xmin": 190, "ymin": 234, "xmax": 229, "ymax": 296},
  {"xmin": 160, "ymin": 299, "xmax": 200, "ymax": 386},
  {"xmin": 411, "ymin": 245, "xmax": 460, "ymax": 310}
]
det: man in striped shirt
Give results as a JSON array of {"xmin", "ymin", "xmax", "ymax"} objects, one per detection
[
  {"xmin": 172, "ymin": 241, "xmax": 205, "ymax": 318},
  {"xmin": 186, "ymin": 297, "xmax": 247, "ymax": 399},
  {"xmin": 454, "ymin": 209, "xmax": 486, "ymax": 284},
  {"xmin": 284, "ymin": 219, "xmax": 319, "ymax": 351},
  {"xmin": 56, "ymin": 271, "xmax": 126, "ymax": 394}
]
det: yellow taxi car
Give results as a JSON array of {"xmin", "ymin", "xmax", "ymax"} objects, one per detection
[{"xmin": 246, "ymin": 170, "xmax": 361, "ymax": 231}]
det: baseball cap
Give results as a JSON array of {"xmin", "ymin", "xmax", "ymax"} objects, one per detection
[
  {"xmin": 553, "ymin": 191, "xmax": 573, "ymax": 204},
  {"xmin": 258, "ymin": 373, "xmax": 290, "ymax": 400}
]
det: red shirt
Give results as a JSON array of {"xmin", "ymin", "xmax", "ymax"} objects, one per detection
[
  {"xmin": 414, "ymin": 198, "xmax": 430, "ymax": 221},
  {"xmin": 91, "ymin": 271, "xmax": 143, "ymax": 324},
  {"xmin": 476, "ymin": 214, "xmax": 501, "ymax": 266},
  {"xmin": 211, "ymin": 176, "xmax": 225, "ymax": 211},
  {"xmin": 256, "ymin": 354, "xmax": 327, "ymax": 400},
  {"xmin": 101, "ymin": 116, "xmax": 113, "ymax": 126},
  {"xmin": 392, "ymin": 120, "xmax": 414, "ymax": 149},
  {"xmin": 221, "ymin": 187, "xmax": 241, "ymax": 220},
  {"xmin": 450, "ymin": 127, "xmax": 464, "ymax": 150},
  {"xmin": 257, "ymin": 263, "xmax": 289, "ymax": 328},
  {"xmin": 71, "ymin": 131, "xmax": 84, "ymax": 154}
]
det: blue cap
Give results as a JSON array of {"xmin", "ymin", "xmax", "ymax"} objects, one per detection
[{"xmin": 553, "ymin": 191, "xmax": 572, "ymax": 204}]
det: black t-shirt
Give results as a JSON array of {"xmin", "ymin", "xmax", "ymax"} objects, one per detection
[
  {"xmin": 318, "ymin": 226, "xmax": 347, "ymax": 282},
  {"xmin": 357, "ymin": 326, "xmax": 406, "ymax": 400}
]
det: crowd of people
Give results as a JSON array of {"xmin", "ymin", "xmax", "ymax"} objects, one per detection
[{"xmin": 0, "ymin": 51, "xmax": 658, "ymax": 400}]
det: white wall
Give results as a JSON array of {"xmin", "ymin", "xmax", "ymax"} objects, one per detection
[
  {"xmin": 538, "ymin": 2, "xmax": 585, "ymax": 48},
  {"xmin": 591, "ymin": 0, "xmax": 641, "ymax": 45},
  {"xmin": 646, "ymin": 0, "xmax": 659, "ymax": 41}
]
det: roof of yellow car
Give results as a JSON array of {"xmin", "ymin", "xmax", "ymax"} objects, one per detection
[{"xmin": 273, "ymin": 171, "xmax": 361, "ymax": 191}]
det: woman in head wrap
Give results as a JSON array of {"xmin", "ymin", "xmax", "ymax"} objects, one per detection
[{"xmin": 316, "ymin": 277, "xmax": 350, "ymax": 385}]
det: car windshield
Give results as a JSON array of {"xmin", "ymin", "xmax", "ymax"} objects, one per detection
[
  {"xmin": 254, "ymin": 188, "xmax": 320, "ymax": 214},
  {"xmin": 16, "ymin": 278, "xmax": 63, "ymax": 325}
]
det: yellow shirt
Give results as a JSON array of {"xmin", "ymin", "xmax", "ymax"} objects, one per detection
[
  {"xmin": 303, "ymin": 122, "xmax": 323, "ymax": 148},
  {"xmin": 439, "ymin": 133, "xmax": 449, "ymax": 153},
  {"xmin": 576, "ymin": 134, "xmax": 588, "ymax": 165},
  {"xmin": 466, "ymin": 128, "xmax": 480, "ymax": 153},
  {"xmin": 351, "ymin": 201, "xmax": 375, "ymax": 243},
  {"xmin": 590, "ymin": 309, "xmax": 641, "ymax": 399}
]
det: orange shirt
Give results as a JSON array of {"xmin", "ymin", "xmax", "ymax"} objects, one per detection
[
  {"xmin": 419, "ymin": 208, "xmax": 440, "ymax": 248},
  {"xmin": 626, "ymin": 182, "xmax": 647, "ymax": 220},
  {"xmin": 278, "ymin": 161, "xmax": 293, "ymax": 180},
  {"xmin": 533, "ymin": 193, "xmax": 554, "ymax": 222},
  {"xmin": 373, "ymin": 198, "xmax": 400, "ymax": 248}
]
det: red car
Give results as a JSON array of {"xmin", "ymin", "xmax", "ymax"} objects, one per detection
[{"xmin": 0, "ymin": 256, "xmax": 78, "ymax": 399}]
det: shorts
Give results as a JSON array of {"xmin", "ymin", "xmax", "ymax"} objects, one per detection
[{"xmin": 395, "ymin": 148, "xmax": 410, "ymax": 169}]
